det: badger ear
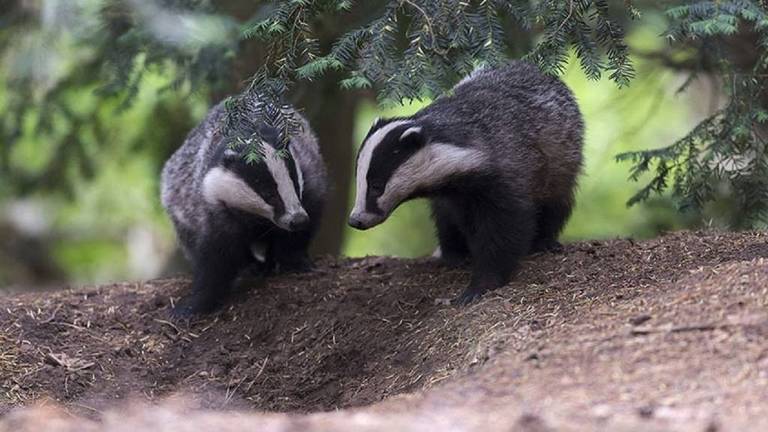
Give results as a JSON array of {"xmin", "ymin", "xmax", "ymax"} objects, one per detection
[
  {"xmin": 399, "ymin": 126, "xmax": 425, "ymax": 146},
  {"xmin": 258, "ymin": 124, "xmax": 281, "ymax": 145}
]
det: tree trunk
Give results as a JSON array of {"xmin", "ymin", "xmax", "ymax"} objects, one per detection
[{"xmin": 296, "ymin": 76, "xmax": 359, "ymax": 256}]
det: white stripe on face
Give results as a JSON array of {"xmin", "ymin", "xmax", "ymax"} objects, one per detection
[
  {"xmin": 376, "ymin": 143, "xmax": 487, "ymax": 215},
  {"xmin": 262, "ymin": 144, "xmax": 308, "ymax": 230},
  {"xmin": 352, "ymin": 120, "xmax": 413, "ymax": 216},
  {"xmin": 289, "ymin": 145, "xmax": 304, "ymax": 198},
  {"xmin": 202, "ymin": 167, "xmax": 274, "ymax": 220}
]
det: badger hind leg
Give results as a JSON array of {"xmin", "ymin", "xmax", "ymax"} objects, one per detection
[
  {"xmin": 456, "ymin": 200, "xmax": 536, "ymax": 305},
  {"xmin": 531, "ymin": 198, "xmax": 574, "ymax": 254},
  {"xmin": 172, "ymin": 232, "xmax": 252, "ymax": 317}
]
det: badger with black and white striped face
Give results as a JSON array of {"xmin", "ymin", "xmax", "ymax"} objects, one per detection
[
  {"xmin": 350, "ymin": 61, "xmax": 584, "ymax": 304},
  {"xmin": 161, "ymin": 98, "xmax": 326, "ymax": 316}
]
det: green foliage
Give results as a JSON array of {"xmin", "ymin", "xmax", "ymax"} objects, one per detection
[
  {"xmin": 2, "ymin": 0, "xmax": 638, "ymax": 190},
  {"xmin": 523, "ymin": 0, "xmax": 638, "ymax": 86},
  {"xmin": 0, "ymin": 0, "xmax": 237, "ymax": 194},
  {"xmin": 617, "ymin": 1, "xmax": 768, "ymax": 228},
  {"xmin": 227, "ymin": 0, "xmax": 639, "ymax": 159},
  {"xmin": 222, "ymin": 73, "xmax": 303, "ymax": 161},
  {"xmin": 269, "ymin": 0, "xmax": 638, "ymax": 101}
]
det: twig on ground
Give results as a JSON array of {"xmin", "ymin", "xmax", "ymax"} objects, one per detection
[{"xmin": 154, "ymin": 319, "xmax": 181, "ymax": 334}]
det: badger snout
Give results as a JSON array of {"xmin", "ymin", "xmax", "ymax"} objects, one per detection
[
  {"xmin": 348, "ymin": 211, "xmax": 383, "ymax": 230},
  {"xmin": 279, "ymin": 210, "xmax": 310, "ymax": 231}
]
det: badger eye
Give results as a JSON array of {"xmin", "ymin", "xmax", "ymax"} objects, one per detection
[
  {"xmin": 261, "ymin": 188, "xmax": 276, "ymax": 200},
  {"xmin": 369, "ymin": 183, "xmax": 385, "ymax": 195}
]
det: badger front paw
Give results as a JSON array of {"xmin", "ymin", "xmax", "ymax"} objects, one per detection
[
  {"xmin": 455, "ymin": 268, "xmax": 509, "ymax": 306},
  {"xmin": 170, "ymin": 293, "xmax": 220, "ymax": 318},
  {"xmin": 453, "ymin": 286, "xmax": 487, "ymax": 306},
  {"xmin": 453, "ymin": 291, "xmax": 476, "ymax": 306}
]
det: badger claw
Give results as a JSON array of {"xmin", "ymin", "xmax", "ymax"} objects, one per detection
[
  {"xmin": 170, "ymin": 294, "xmax": 219, "ymax": 318},
  {"xmin": 453, "ymin": 288, "xmax": 484, "ymax": 306}
]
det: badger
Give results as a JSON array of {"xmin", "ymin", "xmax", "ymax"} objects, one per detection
[
  {"xmin": 349, "ymin": 61, "xmax": 583, "ymax": 305},
  {"xmin": 161, "ymin": 96, "xmax": 327, "ymax": 316}
]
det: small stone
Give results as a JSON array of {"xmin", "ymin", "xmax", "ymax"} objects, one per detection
[
  {"xmin": 629, "ymin": 314, "xmax": 652, "ymax": 326},
  {"xmin": 637, "ymin": 405, "xmax": 655, "ymax": 418}
]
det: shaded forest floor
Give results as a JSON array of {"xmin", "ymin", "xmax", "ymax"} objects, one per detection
[{"xmin": 2, "ymin": 231, "xmax": 768, "ymax": 431}]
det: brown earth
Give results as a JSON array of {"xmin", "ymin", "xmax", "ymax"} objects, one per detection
[{"xmin": 1, "ymin": 230, "xmax": 768, "ymax": 431}]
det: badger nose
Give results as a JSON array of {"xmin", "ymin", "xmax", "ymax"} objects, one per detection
[
  {"xmin": 348, "ymin": 215, "xmax": 366, "ymax": 230},
  {"xmin": 348, "ymin": 212, "xmax": 374, "ymax": 230},
  {"xmin": 286, "ymin": 211, "xmax": 310, "ymax": 231}
]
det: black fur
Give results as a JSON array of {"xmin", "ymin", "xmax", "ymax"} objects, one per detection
[{"xmin": 434, "ymin": 182, "xmax": 538, "ymax": 305}]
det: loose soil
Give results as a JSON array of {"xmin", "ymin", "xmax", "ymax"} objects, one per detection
[{"xmin": 2, "ymin": 230, "xmax": 768, "ymax": 431}]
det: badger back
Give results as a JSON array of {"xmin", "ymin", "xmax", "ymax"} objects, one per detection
[
  {"xmin": 474, "ymin": 61, "xmax": 584, "ymax": 197},
  {"xmin": 417, "ymin": 61, "xmax": 584, "ymax": 199},
  {"xmin": 451, "ymin": 61, "xmax": 584, "ymax": 164}
]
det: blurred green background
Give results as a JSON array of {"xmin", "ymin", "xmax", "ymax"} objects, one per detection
[{"xmin": 0, "ymin": 10, "xmax": 710, "ymax": 287}]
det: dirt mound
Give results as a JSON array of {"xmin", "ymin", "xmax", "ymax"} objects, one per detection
[{"xmin": 2, "ymin": 231, "xmax": 768, "ymax": 431}]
